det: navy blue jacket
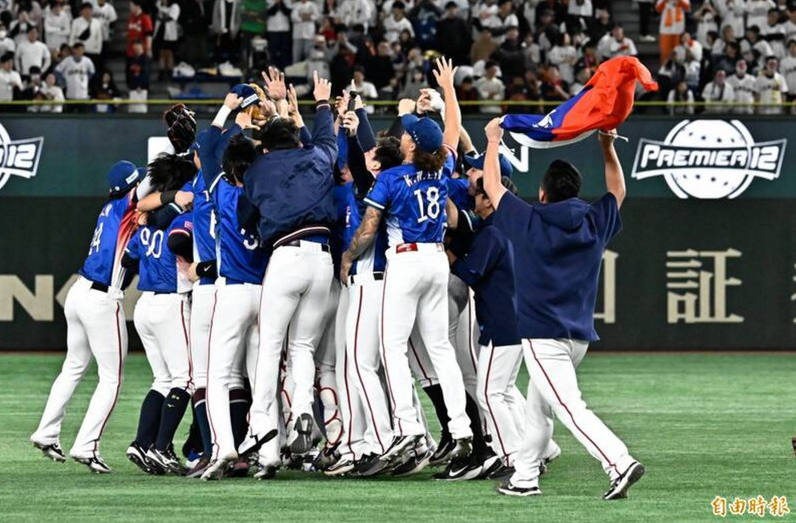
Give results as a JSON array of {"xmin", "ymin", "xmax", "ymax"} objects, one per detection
[{"xmin": 242, "ymin": 104, "xmax": 338, "ymax": 247}]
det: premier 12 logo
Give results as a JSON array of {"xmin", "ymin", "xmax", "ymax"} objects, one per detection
[
  {"xmin": 631, "ymin": 120, "xmax": 786, "ymax": 199},
  {"xmin": 0, "ymin": 123, "xmax": 44, "ymax": 191}
]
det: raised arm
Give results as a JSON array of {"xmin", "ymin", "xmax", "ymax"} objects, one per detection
[
  {"xmin": 433, "ymin": 57, "xmax": 461, "ymax": 151},
  {"xmin": 343, "ymin": 111, "xmax": 374, "ymax": 196},
  {"xmin": 599, "ymin": 130, "xmax": 625, "ymax": 208},
  {"xmin": 340, "ymin": 206, "xmax": 383, "ymax": 282},
  {"xmin": 311, "ymin": 71, "xmax": 337, "ymax": 163},
  {"xmin": 482, "ymin": 118, "xmax": 507, "ymax": 209}
]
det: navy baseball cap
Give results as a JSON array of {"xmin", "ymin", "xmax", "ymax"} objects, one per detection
[
  {"xmin": 401, "ymin": 114, "xmax": 443, "ymax": 153},
  {"xmin": 231, "ymin": 84, "xmax": 260, "ymax": 110},
  {"xmin": 107, "ymin": 160, "xmax": 143, "ymax": 193},
  {"xmin": 463, "ymin": 152, "xmax": 513, "ymax": 178}
]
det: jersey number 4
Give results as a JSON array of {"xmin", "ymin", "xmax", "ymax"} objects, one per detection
[
  {"xmin": 89, "ymin": 223, "xmax": 103, "ymax": 255},
  {"xmin": 414, "ymin": 187, "xmax": 441, "ymax": 223}
]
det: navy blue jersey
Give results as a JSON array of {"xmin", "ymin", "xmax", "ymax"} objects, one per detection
[
  {"xmin": 338, "ymin": 182, "xmax": 387, "ymax": 276},
  {"xmin": 192, "ymin": 169, "xmax": 217, "ymax": 285},
  {"xmin": 450, "ymin": 215, "xmax": 519, "ymax": 347},
  {"xmin": 492, "ymin": 192, "xmax": 622, "ymax": 341},
  {"xmin": 364, "ymin": 145, "xmax": 456, "ymax": 247},
  {"xmin": 448, "ymin": 177, "xmax": 474, "ymax": 211},
  {"xmin": 244, "ymin": 105, "xmax": 338, "ymax": 246},
  {"xmin": 79, "ymin": 189, "xmax": 139, "ymax": 290},
  {"xmin": 127, "ymin": 213, "xmax": 194, "ymax": 293}
]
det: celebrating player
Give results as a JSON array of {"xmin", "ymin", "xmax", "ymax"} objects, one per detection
[
  {"xmin": 479, "ymin": 119, "xmax": 645, "ymax": 499},
  {"xmin": 30, "ymin": 160, "xmax": 145, "ymax": 473}
]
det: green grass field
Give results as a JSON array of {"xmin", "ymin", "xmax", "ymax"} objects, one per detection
[{"xmin": 0, "ymin": 352, "xmax": 792, "ymax": 522}]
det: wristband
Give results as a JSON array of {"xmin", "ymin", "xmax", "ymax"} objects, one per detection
[
  {"xmin": 160, "ymin": 190, "xmax": 177, "ymax": 205},
  {"xmin": 213, "ymin": 105, "xmax": 232, "ymax": 127}
]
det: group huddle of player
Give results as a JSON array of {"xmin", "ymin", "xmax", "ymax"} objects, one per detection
[{"xmin": 28, "ymin": 58, "xmax": 646, "ymax": 499}]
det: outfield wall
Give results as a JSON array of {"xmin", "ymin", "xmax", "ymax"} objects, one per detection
[{"xmin": 1, "ymin": 115, "xmax": 794, "ymax": 350}]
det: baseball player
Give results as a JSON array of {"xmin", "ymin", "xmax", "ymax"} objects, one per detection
[
  {"xmin": 341, "ymin": 57, "xmax": 473, "ymax": 473},
  {"xmin": 124, "ymin": 155, "xmax": 197, "ymax": 476},
  {"xmin": 240, "ymin": 71, "xmax": 337, "ymax": 463},
  {"xmin": 480, "ymin": 120, "xmax": 645, "ymax": 499},
  {"xmin": 30, "ymin": 160, "xmax": 145, "ymax": 473},
  {"xmin": 197, "ymin": 91, "xmax": 276, "ymax": 481}
]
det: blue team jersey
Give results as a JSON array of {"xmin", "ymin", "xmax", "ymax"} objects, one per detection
[
  {"xmin": 338, "ymin": 182, "xmax": 387, "ymax": 276},
  {"xmin": 127, "ymin": 213, "xmax": 193, "ymax": 294},
  {"xmin": 79, "ymin": 189, "xmax": 139, "ymax": 290},
  {"xmin": 192, "ymin": 170, "xmax": 217, "ymax": 285},
  {"xmin": 364, "ymin": 145, "xmax": 456, "ymax": 247},
  {"xmin": 448, "ymin": 177, "xmax": 474, "ymax": 211}
]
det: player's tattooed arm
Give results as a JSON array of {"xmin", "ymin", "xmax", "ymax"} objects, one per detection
[{"xmin": 340, "ymin": 206, "xmax": 382, "ymax": 282}]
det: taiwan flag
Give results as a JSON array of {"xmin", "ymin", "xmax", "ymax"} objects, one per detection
[{"xmin": 501, "ymin": 56, "xmax": 659, "ymax": 149}]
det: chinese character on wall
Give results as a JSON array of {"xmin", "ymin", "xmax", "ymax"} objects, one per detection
[
  {"xmin": 666, "ymin": 249, "xmax": 743, "ymax": 324},
  {"xmin": 594, "ymin": 250, "xmax": 618, "ymax": 325}
]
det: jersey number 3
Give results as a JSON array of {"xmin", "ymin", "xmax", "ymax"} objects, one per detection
[{"xmin": 414, "ymin": 187, "xmax": 441, "ymax": 223}]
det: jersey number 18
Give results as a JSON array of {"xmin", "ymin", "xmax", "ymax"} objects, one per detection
[{"xmin": 414, "ymin": 187, "xmax": 441, "ymax": 223}]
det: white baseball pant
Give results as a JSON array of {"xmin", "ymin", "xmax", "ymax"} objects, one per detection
[
  {"xmin": 380, "ymin": 245, "xmax": 471, "ymax": 440},
  {"xmin": 249, "ymin": 241, "xmax": 334, "ymax": 445},
  {"xmin": 408, "ymin": 327, "xmax": 438, "ymax": 388},
  {"xmin": 190, "ymin": 282, "xmax": 216, "ymax": 390},
  {"xmin": 314, "ymin": 280, "xmax": 343, "ymax": 448},
  {"xmin": 511, "ymin": 338, "xmax": 636, "ymax": 488},
  {"xmin": 205, "ymin": 279, "xmax": 260, "ymax": 461},
  {"xmin": 476, "ymin": 343, "xmax": 525, "ymax": 465},
  {"xmin": 31, "ymin": 276, "xmax": 127, "ymax": 458},
  {"xmin": 134, "ymin": 292, "xmax": 193, "ymax": 397},
  {"xmin": 346, "ymin": 273, "xmax": 393, "ymax": 456}
]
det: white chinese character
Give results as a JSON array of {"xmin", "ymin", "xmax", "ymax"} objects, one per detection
[
  {"xmin": 666, "ymin": 249, "xmax": 743, "ymax": 324},
  {"xmin": 594, "ymin": 250, "xmax": 618, "ymax": 324}
]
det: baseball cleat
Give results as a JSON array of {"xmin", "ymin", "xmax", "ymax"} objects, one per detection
[
  {"xmin": 353, "ymin": 453, "xmax": 388, "ymax": 477},
  {"xmin": 226, "ymin": 459, "xmax": 250, "ymax": 478},
  {"xmin": 238, "ymin": 429, "xmax": 279, "ymax": 461},
  {"xmin": 200, "ymin": 453, "xmax": 237, "ymax": 481},
  {"xmin": 477, "ymin": 454, "xmax": 502, "ymax": 479},
  {"xmin": 151, "ymin": 446, "xmax": 189, "ymax": 475},
  {"xmin": 380, "ymin": 435, "xmax": 421, "ymax": 464},
  {"xmin": 449, "ymin": 437, "xmax": 473, "ymax": 461},
  {"xmin": 185, "ymin": 457, "xmax": 210, "ymax": 479},
  {"xmin": 432, "ymin": 453, "xmax": 482, "ymax": 481},
  {"xmin": 288, "ymin": 413, "xmax": 315, "ymax": 456},
  {"xmin": 543, "ymin": 445, "xmax": 562, "ymax": 464},
  {"xmin": 391, "ymin": 448, "xmax": 433, "ymax": 477},
  {"xmin": 253, "ymin": 464, "xmax": 278, "ymax": 480},
  {"xmin": 126, "ymin": 441, "xmax": 162, "ymax": 475},
  {"xmin": 73, "ymin": 454, "xmax": 112, "ymax": 474},
  {"xmin": 603, "ymin": 461, "xmax": 646, "ymax": 500},
  {"xmin": 487, "ymin": 463, "xmax": 515, "ymax": 481},
  {"xmin": 496, "ymin": 480, "xmax": 541, "ymax": 497},
  {"xmin": 31, "ymin": 440, "xmax": 66, "ymax": 463},
  {"xmin": 324, "ymin": 457, "xmax": 356, "ymax": 476},
  {"xmin": 429, "ymin": 437, "xmax": 455, "ymax": 467},
  {"xmin": 312, "ymin": 444, "xmax": 340, "ymax": 472}
]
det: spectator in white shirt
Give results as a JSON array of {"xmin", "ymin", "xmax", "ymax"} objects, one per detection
[
  {"xmin": 266, "ymin": 0, "xmax": 292, "ymax": 69},
  {"xmin": 600, "ymin": 25, "xmax": 638, "ymax": 60},
  {"xmin": 291, "ymin": 0, "xmax": 319, "ymax": 63},
  {"xmin": 69, "ymin": 3, "xmax": 104, "ymax": 67},
  {"xmin": 345, "ymin": 65, "xmax": 378, "ymax": 113},
  {"xmin": 784, "ymin": 7, "xmax": 796, "ymax": 47},
  {"xmin": 492, "ymin": 0, "xmax": 518, "ymax": 44},
  {"xmin": 92, "ymin": 0, "xmax": 118, "ymax": 48},
  {"xmin": 383, "ymin": 1, "xmax": 414, "ymax": 43},
  {"xmin": 742, "ymin": 25, "xmax": 775, "ymax": 69},
  {"xmin": 475, "ymin": 59, "xmax": 504, "ymax": 114},
  {"xmin": 15, "ymin": 27, "xmax": 50, "ymax": 76},
  {"xmin": 0, "ymin": 25, "xmax": 15, "ymax": 57},
  {"xmin": 0, "ymin": 52, "xmax": 22, "ymax": 103},
  {"xmin": 727, "ymin": 59, "xmax": 758, "ymax": 113},
  {"xmin": 746, "ymin": 0, "xmax": 777, "ymax": 32},
  {"xmin": 154, "ymin": 0, "xmax": 180, "ymax": 79},
  {"xmin": 756, "ymin": 55, "xmax": 788, "ymax": 114},
  {"xmin": 547, "ymin": 32, "xmax": 577, "ymax": 84},
  {"xmin": 675, "ymin": 31, "xmax": 703, "ymax": 61},
  {"xmin": 37, "ymin": 72, "xmax": 65, "ymax": 112},
  {"xmin": 761, "ymin": 8, "xmax": 787, "ymax": 58},
  {"xmin": 338, "ymin": 0, "xmax": 373, "ymax": 32},
  {"xmin": 472, "ymin": 0, "xmax": 499, "ymax": 37},
  {"xmin": 55, "ymin": 42, "xmax": 95, "ymax": 106},
  {"xmin": 667, "ymin": 80, "xmax": 695, "ymax": 114},
  {"xmin": 44, "ymin": 2, "xmax": 71, "ymax": 57},
  {"xmin": 715, "ymin": 0, "xmax": 745, "ymax": 38},
  {"xmin": 779, "ymin": 39, "xmax": 796, "ymax": 106},
  {"xmin": 702, "ymin": 68, "xmax": 735, "ymax": 113},
  {"xmin": 568, "ymin": 0, "xmax": 593, "ymax": 18}
]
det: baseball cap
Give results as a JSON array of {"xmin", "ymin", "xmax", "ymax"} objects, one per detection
[
  {"xmin": 463, "ymin": 153, "xmax": 513, "ymax": 178},
  {"xmin": 107, "ymin": 160, "xmax": 143, "ymax": 193},
  {"xmin": 230, "ymin": 83, "xmax": 260, "ymax": 111},
  {"xmin": 401, "ymin": 114, "xmax": 443, "ymax": 154}
]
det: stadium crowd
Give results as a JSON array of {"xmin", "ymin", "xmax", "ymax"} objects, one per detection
[{"xmin": 0, "ymin": 0, "xmax": 795, "ymax": 113}]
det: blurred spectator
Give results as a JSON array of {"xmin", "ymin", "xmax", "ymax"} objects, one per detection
[
  {"xmin": 306, "ymin": 34, "xmax": 332, "ymax": 81},
  {"xmin": 523, "ymin": 32, "xmax": 541, "ymax": 66},
  {"xmin": 676, "ymin": 32, "xmax": 702, "ymax": 62},
  {"xmin": 470, "ymin": 28, "xmax": 496, "ymax": 64},
  {"xmin": 785, "ymin": 8, "xmax": 796, "ymax": 45},
  {"xmin": 716, "ymin": 0, "xmax": 745, "ymax": 38},
  {"xmin": 266, "ymin": 0, "xmax": 291, "ymax": 70},
  {"xmin": 15, "ymin": 26, "xmax": 49, "ymax": 76},
  {"xmin": 91, "ymin": 69, "xmax": 119, "ymax": 112},
  {"xmin": 547, "ymin": 31, "xmax": 577, "ymax": 84},
  {"xmin": 364, "ymin": 40, "xmax": 395, "ymax": 90},
  {"xmin": 540, "ymin": 64, "xmax": 570, "ymax": 102},
  {"xmin": 383, "ymin": 1, "xmax": 413, "ymax": 44},
  {"xmin": 727, "ymin": 59, "xmax": 757, "ymax": 114},
  {"xmin": 127, "ymin": 0, "xmax": 153, "ymax": 62},
  {"xmin": 347, "ymin": 65, "xmax": 378, "ymax": 112},
  {"xmin": 338, "ymin": 0, "xmax": 373, "ymax": 32},
  {"xmin": 492, "ymin": 0, "xmax": 518, "ymax": 44},
  {"xmin": 409, "ymin": 0, "xmax": 442, "ymax": 50},
  {"xmin": 474, "ymin": 59, "xmax": 503, "ymax": 113},
  {"xmin": 472, "ymin": 0, "xmax": 499, "ymax": 33},
  {"xmin": 756, "ymin": 55, "xmax": 788, "ymax": 114},
  {"xmin": 780, "ymin": 39, "xmax": 796, "ymax": 106},
  {"xmin": 211, "ymin": 0, "xmax": 242, "ymax": 63},
  {"xmin": 55, "ymin": 42, "xmax": 95, "ymax": 110},
  {"xmin": 702, "ymin": 68, "xmax": 734, "ymax": 113},
  {"xmin": 291, "ymin": 0, "xmax": 319, "ymax": 63},
  {"xmin": 70, "ymin": 3, "xmax": 103, "ymax": 68},
  {"xmin": 599, "ymin": 24, "xmax": 637, "ymax": 60},
  {"xmin": 456, "ymin": 74, "xmax": 478, "ymax": 113},
  {"xmin": 491, "ymin": 25, "xmax": 524, "ymax": 82},
  {"xmin": 634, "ymin": 0, "xmax": 656, "ymax": 42},
  {"xmin": 747, "ymin": 0, "xmax": 776, "ymax": 32},
  {"xmin": 656, "ymin": 0, "xmax": 690, "ymax": 64},
  {"xmin": 762, "ymin": 8, "xmax": 786, "ymax": 58},
  {"xmin": 693, "ymin": 0, "xmax": 718, "ymax": 46},
  {"xmin": 713, "ymin": 40, "xmax": 740, "ymax": 72},
  {"xmin": 44, "ymin": 2, "xmax": 70, "ymax": 59},
  {"xmin": 153, "ymin": 0, "xmax": 180, "ymax": 79},
  {"xmin": 0, "ymin": 25, "xmax": 14, "ymax": 57},
  {"xmin": 682, "ymin": 47, "xmax": 701, "ymax": 91},
  {"xmin": 93, "ymin": 0, "xmax": 118, "ymax": 61},
  {"xmin": 436, "ymin": 2, "xmax": 470, "ymax": 65},
  {"xmin": 711, "ymin": 24, "xmax": 735, "ymax": 56},
  {"xmin": 0, "ymin": 52, "xmax": 22, "ymax": 103},
  {"xmin": 10, "ymin": 9, "xmax": 36, "ymax": 46},
  {"xmin": 37, "ymin": 72, "xmax": 65, "ymax": 112},
  {"xmin": 743, "ymin": 26, "xmax": 774, "ymax": 70},
  {"xmin": 666, "ymin": 79, "xmax": 695, "ymax": 114}
]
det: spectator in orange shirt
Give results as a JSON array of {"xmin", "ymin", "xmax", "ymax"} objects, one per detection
[{"xmin": 656, "ymin": 0, "xmax": 690, "ymax": 64}]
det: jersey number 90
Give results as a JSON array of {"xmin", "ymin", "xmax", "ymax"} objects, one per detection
[{"xmin": 414, "ymin": 187, "xmax": 441, "ymax": 223}]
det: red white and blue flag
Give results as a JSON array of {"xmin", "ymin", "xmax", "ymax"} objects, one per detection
[{"xmin": 501, "ymin": 56, "xmax": 659, "ymax": 149}]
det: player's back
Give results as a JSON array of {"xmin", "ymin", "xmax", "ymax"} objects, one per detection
[
  {"xmin": 79, "ymin": 189, "xmax": 138, "ymax": 289},
  {"xmin": 130, "ymin": 213, "xmax": 193, "ymax": 294},
  {"xmin": 213, "ymin": 178, "xmax": 268, "ymax": 284},
  {"xmin": 192, "ymin": 170, "xmax": 216, "ymax": 268}
]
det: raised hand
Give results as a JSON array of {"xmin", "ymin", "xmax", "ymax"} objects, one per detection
[
  {"xmin": 313, "ymin": 71, "xmax": 332, "ymax": 102},
  {"xmin": 224, "ymin": 93, "xmax": 243, "ymax": 110},
  {"xmin": 261, "ymin": 66, "xmax": 287, "ymax": 101},
  {"xmin": 342, "ymin": 110, "xmax": 360, "ymax": 135},
  {"xmin": 432, "ymin": 56, "xmax": 458, "ymax": 92},
  {"xmin": 235, "ymin": 110, "xmax": 261, "ymax": 130},
  {"xmin": 485, "ymin": 118, "xmax": 503, "ymax": 142},
  {"xmin": 287, "ymin": 83, "xmax": 304, "ymax": 128},
  {"xmin": 398, "ymin": 98, "xmax": 416, "ymax": 116}
]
